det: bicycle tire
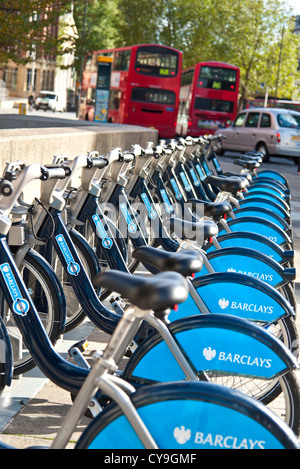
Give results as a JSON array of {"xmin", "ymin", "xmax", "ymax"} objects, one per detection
[
  {"xmin": 279, "ymin": 283, "xmax": 297, "ymax": 314},
  {"xmin": 76, "ymin": 381, "xmax": 299, "ymax": 449},
  {"xmin": 4, "ymin": 248, "xmax": 65, "ymax": 375}
]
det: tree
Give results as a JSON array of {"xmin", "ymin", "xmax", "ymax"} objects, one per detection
[
  {"xmin": 116, "ymin": 0, "xmax": 300, "ymax": 109},
  {"xmin": 0, "ymin": 0, "xmax": 73, "ymax": 66},
  {"xmin": 72, "ymin": 0, "xmax": 121, "ymax": 77},
  {"xmin": 194, "ymin": 0, "xmax": 300, "ymax": 109}
]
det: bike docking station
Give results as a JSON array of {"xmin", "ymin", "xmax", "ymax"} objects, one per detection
[{"xmin": 0, "ymin": 133, "xmax": 298, "ymax": 450}]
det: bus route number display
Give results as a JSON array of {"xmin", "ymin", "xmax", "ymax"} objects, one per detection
[{"xmin": 94, "ymin": 56, "xmax": 113, "ymax": 123}]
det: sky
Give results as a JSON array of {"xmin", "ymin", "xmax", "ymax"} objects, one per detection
[{"xmin": 286, "ymin": 0, "xmax": 300, "ymax": 15}]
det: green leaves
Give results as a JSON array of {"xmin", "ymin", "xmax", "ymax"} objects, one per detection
[
  {"xmin": 0, "ymin": 0, "xmax": 72, "ymax": 65},
  {"xmin": 1, "ymin": 0, "xmax": 299, "ymax": 105}
]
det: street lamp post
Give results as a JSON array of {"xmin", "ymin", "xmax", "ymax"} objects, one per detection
[
  {"xmin": 76, "ymin": 0, "xmax": 88, "ymax": 118},
  {"xmin": 275, "ymin": 23, "xmax": 285, "ymax": 101}
]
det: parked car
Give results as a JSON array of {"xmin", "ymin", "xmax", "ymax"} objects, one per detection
[
  {"xmin": 35, "ymin": 91, "xmax": 66, "ymax": 112},
  {"xmin": 215, "ymin": 107, "xmax": 300, "ymax": 162}
]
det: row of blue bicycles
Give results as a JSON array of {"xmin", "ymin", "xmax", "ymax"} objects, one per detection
[{"xmin": 0, "ymin": 133, "xmax": 298, "ymax": 449}]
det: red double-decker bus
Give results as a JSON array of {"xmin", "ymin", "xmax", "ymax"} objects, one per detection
[
  {"xmin": 176, "ymin": 61, "xmax": 240, "ymax": 137},
  {"xmin": 79, "ymin": 44, "xmax": 182, "ymax": 138}
]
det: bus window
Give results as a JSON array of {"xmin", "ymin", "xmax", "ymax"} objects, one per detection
[
  {"xmin": 135, "ymin": 45, "xmax": 179, "ymax": 77},
  {"xmin": 181, "ymin": 69, "xmax": 194, "ymax": 86},
  {"xmin": 113, "ymin": 50, "xmax": 131, "ymax": 71},
  {"xmin": 195, "ymin": 97, "xmax": 234, "ymax": 113},
  {"xmin": 109, "ymin": 89, "xmax": 121, "ymax": 110},
  {"xmin": 198, "ymin": 66, "xmax": 237, "ymax": 91},
  {"xmin": 131, "ymin": 87, "xmax": 176, "ymax": 105}
]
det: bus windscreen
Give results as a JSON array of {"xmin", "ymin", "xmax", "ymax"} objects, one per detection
[
  {"xmin": 135, "ymin": 46, "xmax": 178, "ymax": 77},
  {"xmin": 198, "ymin": 66, "xmax": 237, "ymax": 91}
]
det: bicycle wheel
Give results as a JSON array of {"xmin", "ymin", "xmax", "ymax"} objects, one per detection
[
  {"xmin": 2, "ymin": 248, "xmax": 65, "ymax": 375},
  {"xmin": 123, "ymin": 315, "xmax": 300, "ymax": 435},
  {"xmin": 51, "ymin": 229, "xmax": 101, "ymax": 333},
  {"xmin": 76, "ymin": 381, "xmax": 299, "ymax": 449}
]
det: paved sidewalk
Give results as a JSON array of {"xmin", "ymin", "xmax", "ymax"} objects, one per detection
[{"xmin": 0, "ymin": 154, "xmax": 299, "ymax": 449}]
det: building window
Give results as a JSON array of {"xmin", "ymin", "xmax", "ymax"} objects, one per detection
[
  {"xmin": 42, "ymin": 70, "xmax": 55, "ymax": 91},
  {"xmin": 27, "ymin": 69, "xmax": 37, "ymax": 91},
  {"xmin": 1, "ymin": 68, "xmax": 18, "ymax": 91}
]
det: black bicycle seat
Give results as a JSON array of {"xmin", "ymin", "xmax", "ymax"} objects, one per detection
[
  {"xmin": 223, "ymin": 171, "xmax": 252, "ymax": 182},
  {"xmin": 93, "ymin": 270, "xmax": 188, "ymax": 311},
  {"xmin": 167, "ymin": 217, "xmax": 218, "ymax": 241},
  {"xmin": 234, "ymin": 159, "xmax": 260, "ymax": 170},
  {"xmin": 132, "ymin": 246, "xmax": 203, "ymax": 276},
  {"xmin": 205, "ymin": 175, "xmax": 247, "ymax": 193},
  {"xmin": 189, "ymin": 199, "xmax": 232, "ymax": 219}
]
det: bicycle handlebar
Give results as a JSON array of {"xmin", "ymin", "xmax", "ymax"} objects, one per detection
[
  {"xmin": 86, "ymin": 156, "xmax": 109, "ymax": 170},
  {"xmin": 0, "ymin": 179, "xmax": 13, "ymax": 197},
  {"xmin": 40, "ymin": 165, "xmax": 72, "ymax": 181},
  {"xmin": 118, "ymin": 152, "xmax": 134, "ymax": 163}
]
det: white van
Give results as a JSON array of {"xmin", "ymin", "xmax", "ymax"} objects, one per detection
[{"xmin": 35, "ymin": 91, "xmax": 66, "ymax": 112}]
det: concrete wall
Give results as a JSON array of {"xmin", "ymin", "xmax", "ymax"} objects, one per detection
[{"xmin": 0, "ymin": 115, "xmax": 158, "ymax": 201}]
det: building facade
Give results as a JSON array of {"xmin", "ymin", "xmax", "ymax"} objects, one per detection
[{"xmin": 0, "ymin": 10, "xmax": 77, "ymax": 108}]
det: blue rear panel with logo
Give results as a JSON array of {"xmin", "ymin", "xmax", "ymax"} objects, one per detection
[
  {"xmin": 171, "ymin": 280, "xmax": 288, "ymax": 323},
  {"xmin": 85, "ymin": 389, "xmax": 289, "ymax": 449}
]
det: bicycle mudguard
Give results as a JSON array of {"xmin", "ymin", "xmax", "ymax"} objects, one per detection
[
  {"xmin": 220, "ymin": 216, "xmax": 292, "ymax": 247},
  {"xmin": 123, "ymin": 314, "xmax": 298, "ymax": 383},
  {"xmin": 247, "ymin": 183, "xmax": 288, "ymax": 199},
  {"xmin": 204, "ymin": 232, "xmax": 293, "ymax": 265},
  {"xmin": 251, "ymin": 177, "xmax": 288, "ymax": 193},
  {"xmin": 171, "ymin": 272, "xmax": 295, "ymax": 323},
  {"xmin": 196, "ymin": 247, "xmax": 295, "ymax": 288},
  {"xmin": 237, "ymin": 197, "xmax": 290, "ymax": 221},
  {"xmin": 76, "ymin": 381, "xmax": 299, "ymax": 449},
  {"xmin": 243, "ymin": 190, "xmax": 289, "ymax": 211},
  {"xmin": 0, "ymin": 316, "xmax": 13, "ymax": 389},
  {"xmin": 255, "ymin": 170, "xmax": 289, "ymax": 187},
  {"xmin": 227, "ymin": 207, "xmax": 291, "ymax": 234}
]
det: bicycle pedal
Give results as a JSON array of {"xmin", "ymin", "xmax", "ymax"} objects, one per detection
[
  {"xmin": 125, "ymin": 340, "xmax": 138, "ymax": 358},
  {"xmin": 110, "ymin": 296, "xmax": 126, "ymax": 315},
  {"xmin": 68, "ymin": 340, "xmax": 90, "ymax": 370},
  {"xmin": 68, "ymin": 339, "xmax": 89, "ymax": 354},
  {"xmin": 87, "ymin": 398, "xmax": 102, "ymax": 418}
]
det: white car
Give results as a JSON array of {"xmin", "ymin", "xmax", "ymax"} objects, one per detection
[
  {"xmin": 35, "ymin": 91, "xmax": 66, "ymax": 112},
  {"xmin": 215, "ymin": 107, "xmax": 300, "ymax": 162}
]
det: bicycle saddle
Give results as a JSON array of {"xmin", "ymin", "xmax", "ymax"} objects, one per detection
[
  {"xmin": 132, "ymin": 246, "xmax": 203, "ymax": 276},
  {"xmin": 189, "ymin": 199, "xmax": 232, "ymax": 219},
  {"xmin": 167, "ymin": 217, "xmax": 218, "ymax": 241},
  {"xmin": 205, "ymin": 175, "xmax": 247, "ymax": 193},
  {"xmin": 223, "ymin": 171, "xmax": 252, "ymax": 182},
  {"xmin": 93, "ymin": 271, "xmax": 188, "ymax": 311},
  {"xmin": 234, "ymin": 159, "xmax": 260, "ymax": 170}
]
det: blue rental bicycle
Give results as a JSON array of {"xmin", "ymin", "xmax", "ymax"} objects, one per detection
[
  {"xmin": 2, "ymin": 158, "xmax": 299, "ymax": 435},
  {"xmin": 0, "ymin": 166, "xmax": 298, "ymax": 449},
  {"xmin": 130, "ymin": 141, "xmax": 297, "ymax": 312},
  {"xmin": 0, "ymin": 162, "xmax": 68, "ymax": 375}
]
